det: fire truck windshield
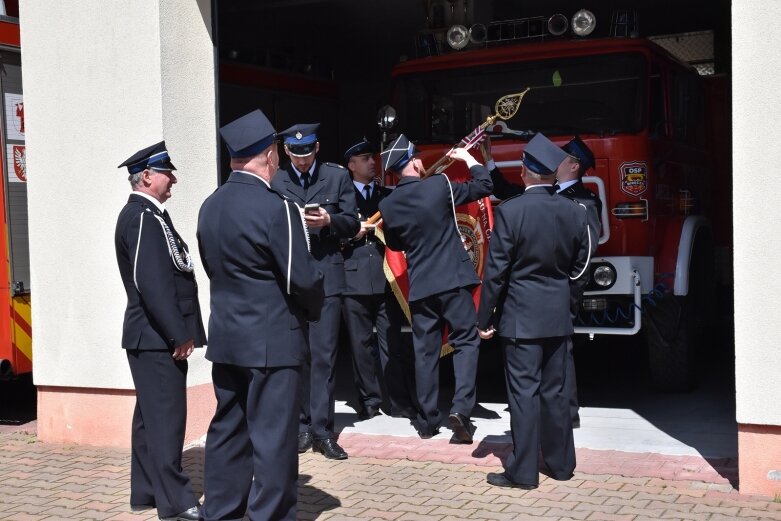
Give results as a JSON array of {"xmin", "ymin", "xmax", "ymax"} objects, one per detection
[{"xmin": 394, "ymin": 51, "xmax": 647, "ymax": 142}]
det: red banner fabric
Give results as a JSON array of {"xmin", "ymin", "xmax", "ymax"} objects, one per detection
[{"xmin": 376, "ymin": 186, "xmax": 493, "ymax": 357}]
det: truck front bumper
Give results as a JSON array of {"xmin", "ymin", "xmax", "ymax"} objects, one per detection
[{"xmin": 574, "ymin": 256, "xmax": 653, "ymax": 337}]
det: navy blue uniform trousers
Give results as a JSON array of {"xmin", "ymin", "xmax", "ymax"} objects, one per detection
[
  {"xmin": 565, "ymin": 337, "xmax": 579, "ymax": 421},
  {"xmin": 299, "ymin": 295, "xmax": 341, "ymax": 439},
  {"xmin": 409, "ymin": 287, "xmax": 479, "ymax": 433},
  {"xmin": 202, "ymin": 363, "xmax": 301, "ymax": 521},
  {"xmin": 342, "ymin": 292, "xmax": 416, "ymax": 413},
  {"xmin": 501, "ymin": 336, "xmax": 576, "ymax": 486},
  {"xmin": 126, "ymin": 350, "xmax": 196, "ymax": 518}
]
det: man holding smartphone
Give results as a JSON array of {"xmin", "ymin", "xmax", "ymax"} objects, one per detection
[{"xmin": 271, "ymin": 123, "xmax": 360, "ymax": 460}]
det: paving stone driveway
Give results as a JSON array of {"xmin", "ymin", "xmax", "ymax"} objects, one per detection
[{"xmin": 1, "ymin": 430, "xmax": 779, "ymax": 521}]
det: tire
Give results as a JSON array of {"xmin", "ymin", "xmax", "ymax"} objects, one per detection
[
  {"xmin": 644, "ymin": 293, "xmax": 696, "ymax": 391},
  {"xmin": 644, "ymin": 231, "xmax": 715, "ymax": 392}
]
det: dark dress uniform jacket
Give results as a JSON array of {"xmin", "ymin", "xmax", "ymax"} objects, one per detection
[
  {"xmin": 558, "ymin": 180, "xmax": 601, "ymax": 253},
  {"xmin": 272, "ymin": 162, "xmax": 360, "ymax": 296},
  {"xmin": 378, "ymin": 166, "xmax": 493, "ymax": 302},
  {"xmin": 197, "ymin": 171, "xmax": 324, "ymax": 367},
  {"xmin": 478, "ymin": 186, "xmax": 591, "ymax": 339},
  {"xmin": 115, "ymin": 193, "xmax": 206, "ymax": 350},
  {"xmin": 343, "ymin": 184, "xmax": 392, "ymax": 296},
  {"xmin": 115, "ymin": 193, "xmax": 204, "ymax": 517},
  {"xmin": 558, "ymin": 180, "xmax": 601, "ymax": 318}
]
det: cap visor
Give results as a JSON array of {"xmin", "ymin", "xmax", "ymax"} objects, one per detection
[
  {"xmin": 150, "ymin": 160, "xmax": 176, "ymax": 172},
  {"xmin": 287, "ymin": 143, "xmax": 316, "ymax": 157}
]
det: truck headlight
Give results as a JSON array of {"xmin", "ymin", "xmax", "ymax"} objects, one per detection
[
  {"xmin": 571, "ymin": 9, "xmax": 596, "ymax": 36},
  {"xmin": 548, "ymin": 13, "xmax": 569, "ymax": 36},
  {"xmin": 446, "ymin": 24, "xmax": 470, "ymax": 50},
  {"xmin": 593, "ymin": 265, "xmax": 616, "ymax": 287}
]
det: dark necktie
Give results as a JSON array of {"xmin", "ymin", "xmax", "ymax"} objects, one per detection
[
  {"xmin": 301, "ymin": 172, "xmax": 311, "ymax": 189},
  {"xmin": 363, "ymin": 184, "xmax": 372, "ymax": 200}
]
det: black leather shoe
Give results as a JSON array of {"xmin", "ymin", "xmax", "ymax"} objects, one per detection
[
  {"xmin": 391, "ymin": 406, "xmax": 418, "ymax": 419},
  {"xmin": 159, "ymin": 505, "xmax": 200, "ymax": 521},
  {"xmin": 486, "ymin": 472, "xmax": 537, "ymax": 490},
  {"xmin": 414, "ymin": 424, "xmax": 439, "ymax": 439},
  {"xmin": 448, "ymin": 412, "xmax": 475, "ymax": 444},
  {"xmin": 312, "ymin": 438, "xmax": 348, "ymax": 460},
  {"xmin": 298, "ymin": 432, "xmax": 313, "ymax": 453},
  {"xmin": 130, "ymin": 504, "xmax": 154, "ymax": 512},
  {"xmin": 357, "ymin": 404, "xmax": 382, "ymax": 420}
]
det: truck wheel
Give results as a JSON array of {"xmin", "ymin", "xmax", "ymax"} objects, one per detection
[
  {"xmin": 644, "ymin": 293, "xmax": 696, "ymax": 391},
  {"xmin": 644, "ymin": 231, "xmax": 715, "ymax": 392}
]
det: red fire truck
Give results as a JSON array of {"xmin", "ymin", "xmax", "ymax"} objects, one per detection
[
  {"xmin": 379, "ymin": 27, "xmax": 725, "ymax": 390},
  {"xmin": 0, "ymin": 12, "xmax": 31, "ymax": 379}
]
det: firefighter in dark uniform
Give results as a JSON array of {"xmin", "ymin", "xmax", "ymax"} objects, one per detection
[
  {"xmin": 341, "ymin": 138, "xmax": 417, "ymax": 421},
  {"xmin": 270, "ymin": 123, "xmax": 360, "ymax": 460},
  {"xmin": 378, "ymin": 135, "xmax": 493, "ymax": 442},
  {"xmin": 558, "ymin": 136, "xmax": 601, "ymax": 237},
  {"xmin": 556, "ymin": 136, "xmax": 601, "ymax": 428},
  {"xmin": 477, "ymin": 133, "xmax": 591, "ymax": 489},
  {"xmin": 482, "ymin": 135, "xmax": 601, "ymax": 427},
  {"xmin": 197, "ymin": 110, "xmax": 324, "ymax": 521},
  {"xmin": 115, "ymin": 141, "xmax": 205, "ymax": 521}
]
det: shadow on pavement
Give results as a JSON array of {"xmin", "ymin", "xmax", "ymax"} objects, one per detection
[
  {"xmin": 182, "ymin": 445, "xmax": 342, "ymax": 518},
  {"xmin": 299, "ymin": 474, "xmax": 341, "ymax": 517},
  {"xmin": 471, "ymin": 433, "xmax": 511, "ymax": 463}
]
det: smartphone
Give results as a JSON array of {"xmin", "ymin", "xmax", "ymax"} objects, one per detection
[{"xmin": 304, "ymin": 203, "xmax": 320, "ymax": 215}]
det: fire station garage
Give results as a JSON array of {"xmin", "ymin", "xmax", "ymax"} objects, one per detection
[
  {"xmin": 13, "ymin": 0, "xmax": 781, "ymax": 496},
  {"xmin": 212, "ymin": 0, "xmax": 739, "ymax": 482}
]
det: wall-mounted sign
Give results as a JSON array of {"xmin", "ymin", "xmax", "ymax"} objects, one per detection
[
  {"xmin": 4, "ymin": 93, "xmax": 25, "ymax": 142},
  {"xmin": 7, "ymin": 144, "xmax": 26, "ymax": 182}
]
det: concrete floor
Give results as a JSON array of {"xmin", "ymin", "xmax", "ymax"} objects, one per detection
[
  {"xmin": 333, "ymin": 332, "xmax": 738, "ymax": 460},
  {"xmin": 335, "ymin": 381, "xmax": 737, "ymax": 459}
]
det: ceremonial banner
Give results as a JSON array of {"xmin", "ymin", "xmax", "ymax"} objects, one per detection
[
  {"xmin": 370, "ymin": 90, "xmax": 528, "ymax": 355},
  {"xmin": 376, "ymin": 186, "xmax": 493, "ymax": 357}
]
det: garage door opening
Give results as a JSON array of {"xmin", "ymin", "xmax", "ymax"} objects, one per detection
[{"xmin": 215, "ymin": 0, "xmax": 734, "ymax": 468}]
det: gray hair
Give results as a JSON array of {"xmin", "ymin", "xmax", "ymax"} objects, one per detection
[
  {"xmin": 525, "ymin": 170, "xmax": 555, "ymax": 183},
  {"xmin": 128, "ymin": 171, "xmax": 144, "ymax": 188}
]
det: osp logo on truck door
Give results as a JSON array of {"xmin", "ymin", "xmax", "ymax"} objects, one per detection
[{"xmin": 619, "ymin": 161, "xmax": 648, "ymax": 197}]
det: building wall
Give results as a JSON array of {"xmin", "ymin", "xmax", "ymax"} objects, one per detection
[
  {"xmin": 19, "ymin": 0, "xmax": 217, "ymax": 444},
  {"xmin": 732, "ymin": 0, "xmax": 781, "ymax": 496}
]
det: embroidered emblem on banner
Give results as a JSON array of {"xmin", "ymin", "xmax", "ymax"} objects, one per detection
[{"xmin": 457, "ymin": 212, "xmax": 486, "ymax": 276}]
